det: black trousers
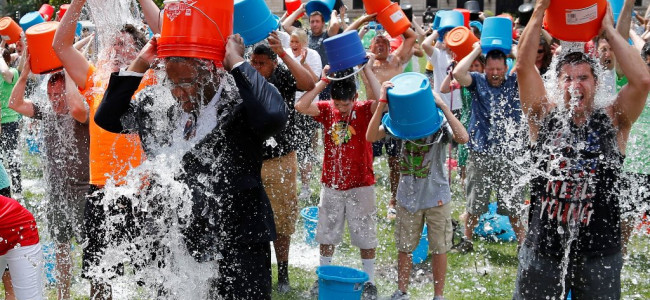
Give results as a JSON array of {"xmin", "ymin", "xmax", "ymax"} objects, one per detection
[{"xmin": 209, "ymin": 241, "xmax": 272, "ymax": 300}]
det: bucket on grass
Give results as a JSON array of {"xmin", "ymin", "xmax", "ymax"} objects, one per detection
[
  {"xmin": 382, "ymin": 72, "xmax": 444, "ymax": 140},
  {"xmin": 301, "ymin": 206, "xmax": 318, "ymax": 246},
  {"xmin": 42, "ymin": 242, "xmax": 56, "ymax": 284},
  {"xmin": 56, "ymin": 4, "xmax": 70, "ymax": 21},
  {"xmin": 25, "ymin": 21, "xmax": 63, "ymax": 75},
  {"xmin": 158, "ymin": 0, "xmax": 232, "ymax": 67},
  {"xmin": 473, "ymin": 202, "xmax": 516, "ymax": 242},
  {"xmin": 412, "ymin": 224, "xmax": 429, "ymax": 264},
  {"xmin": 39, "ymin": 4, "xmax": 55, "ymax": 21},
  {"xmin": 306, "ymin": 0, "xmax": 336, "ymax": 22},
  {"xmin": 437, "ymin": 10, "xmax": 464, "ymax": 41},
  {"xmin": 316, "ymin": 265, "xmax": 368, "ymax": 300},
  {"xmin": 0, "ymin": 17, "xmax": 23, "ymax": 44},
  {"xmin": 446, "ymin": 26, "xmax": 479, "ymax": 61},
  {"xmin": 286, "ymin": 0, "xmax": 305, "ymax": 19},
  {"xmin": 543, "ymin": 0, "xmax": 607, "ymax": 42},
  {"xmin": 376, "ymin": 2, "xmax": 411, "ymax": 38},
  {"xmin": 481, "ymin": 17, "xmax": 513, "ymax": 55},
  {"xmin": 323, "ymin": 30, "xmax": 368, "ymax": 73},
  {"xmin": 234, "ymin": 0, "xmax": 280, "ymax": 46},
  {"xmin": 19, "ymin": 11, "xmax": 45, "ymax": 32}
]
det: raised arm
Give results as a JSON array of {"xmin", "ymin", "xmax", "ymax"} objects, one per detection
[
  {"xmin": 282, "ymin": 4, "xmax": 306, "ymax": 34},
  {"xmin": 64, "ymin": 71, "xmax": 89, "ymax": 123},
  {"xmin": 394, "ymin": 28, "xmax": 417, "ymax": 64},
  {"xmin": 296, "ymin": 66, "xmax": 330, "ymax": 117},
  {"xmin": 615, "ymin": 0, "xmax": 635, "ymax": 76},
  {"xmin": 421, "ymin": 30, "xmax": 438, "ymax": 58},
  {"xmin": 366, "ymin": 81, "xmax": 391, "ymax": 142},
  {"xmin": 328, "ymin": 10, "xmax": 341, "ymax": 37},
  {"xmin": 139, "ymin": 0, "xmax": 162, "ymax": 34},
  {"xmin": 269, "ymin": 31, "xmax": 315, "ymax": 91},
  {"xmin": 453, "ymin": 42, "xmax": 480, "ymax": 87},
  {"xmin": 434, "ymin": 92, "xmax": 468, "ymax": 144},
  {"xmin": 344, "ymin": 14, "xmax": 376, "ymax": 33},
  {"xmin": 52, "ymin": 0, "xmax": 91, "ymax": 89},
  {"xmin": 8, "ymin": 58, "xmax": 35, "ymax": 118}
]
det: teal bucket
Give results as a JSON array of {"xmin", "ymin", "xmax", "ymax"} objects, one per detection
[
  {"xmin": 316, "ymin": 265, "xmax": 368, "ymax": 300},
  {"xmin": 438, "ymin": 10, "xmax": 464, "ymax": 41},
  {"xmin": 324, "ymin": 30, "xmax": 368, "ymax": 73},
  {"xmin": 234, "ymin": 0, "xmax": 280, "ymax": 46},
  {"xmin": 382, "ymin": 72, "xmax": 444, "ymax": 140},
  {"xmin": 608, "ymin": 0, "xmax": 623, "ymax": 24},
  {"xmin": 306, "ymin": 0, "xmax": 336, "ymax": 22},
  {"xmin": 19, "ymin": 11, "xmax": 45, "ymax": 32},
  {"xmin": 481, "ymin": 17, "xmax": 512, "ymax": 55},
  {"xmin": 301, "ymin": 206, "xmax": 319, "ymax": 246},
  {"xmin": 412, "ymin": 224, "xmax": 428, "ymax": 264}
]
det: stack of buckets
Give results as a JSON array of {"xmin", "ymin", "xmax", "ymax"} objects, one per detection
[
  {"xmin": 362, "ymin": 0, "xmax": 410, "ymax": 38},
  {"xmin": 543, "ymin": 0, "xmax": 607, "ymax": 42},
  {"xmin": 234, "ymin": 0, "xmax": 280, "ymax": 46},
  {"xmin": 158, "ymin": 0, "xmax": 233, "ymax": 67}
]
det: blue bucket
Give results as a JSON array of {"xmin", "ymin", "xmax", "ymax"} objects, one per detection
[
  {"xmin": 234, "ymin": 0, "xmax": 280, "ymax": 46},
  {"xmin": 474, "ymin": 203, "xmax": 516, "ymax": 242},
  {"xmin": 323, "ymin": 30, "xmax": 368, "ymax": 73},
  {"xmin": 382, "ymin": 72, "xmax": 444, "ymax": 140},
  {"xmin": 19, "ymin": 11, "xmax": 45, "ymax": 32},
  {"xmin": 412, "ymin": 224, "xmax": 428, "ymax": 264},
  {"xmin": 608, "ymin": 0, "xmax": 623, "ymax": 24},
  {"xmin": 75, "ymin": 22, "xmax": 82, "ymax": 38},
  {"xmin": 438, "ymin": 10, "xmax": 464, "ymax": 41},
  {"xmin": 481, "ymin": 17, "xmax": 512, "ymax": 55},
  {"xmin": 316, "ymin": 265, "xmax": 368, "ymax": 300},
  {"xmin": 301, "ymin": 206, "xmax": 319, "ymax": 246},
  {"xmin": 432, "ymin": 10, "xmax": 446, "ymax": 31},
  {"xmin": 306, "ymin": 0, "xmax": 336, "ymax": 22},
  {"xmin": 42, "ymin": 242, "xmax": 56, "ymax": 284}
]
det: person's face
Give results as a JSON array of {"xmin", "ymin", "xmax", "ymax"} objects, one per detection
[
  {"xmin": 559, "ymin": 63, "xmax": 597, "ymax": 116},
  {"xmin": 164, "ymin": 59, "xmax": 216, "ymax": 113},
  {"xmin": 310, "ymin": 15, "xmax": 324, "ymax": 34},
  {"xmin": 107, "ymin": 32, "xmax": 138, "ymax": 73},
  {"xmin": 15, "ymin": 40, "xmax": 23, "ymax": 54},
  {"xmin": 370, "ymin": 37, "xmax": 390, "ymax": 60},
  {"xmin": 485, "ymin": 58, "xmax": 507, "ymax": 87},
  {"xmin": 535, "ymin": 45, "xmax": 545, "ymax": 63},
  {"xmin": 47, "ymin": 79, "xmax": 67, "ymax": 115},
  {"xmin": 470, "ymin": 59, "xmax": 484, "ymax": 73},
  {"xmin": 333, "ymin": 95, "xmax": 357, "ymax": 115},
  {"xmin": 290, "ymin": 36, "xmax": 302, "ymax": 53},
  {"xmin": 597, "ymin": 39, "xmax": 615, "ymax": 70},
  {"xmin": 250, "ymin": 53, "xmax": 277, "ymax": 79}
]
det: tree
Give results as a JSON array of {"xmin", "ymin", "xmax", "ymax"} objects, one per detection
[{"xmin": 1, "ymin": 0, "xmax": 49, "ymax": 19}]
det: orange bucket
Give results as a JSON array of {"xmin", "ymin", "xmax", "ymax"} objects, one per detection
[
  {"xmin": 376, "ymin": 2, "xmax": 411, "ymax": 38},
  {"xmin": 25, "ymin": 21, "xmax": 63, "ymax": 74},
  {"xmin": 445, "ymin": 26, "xmax": 478, "ymax": 61},
  {"xmin": 0, "ymin": 17, "xmax": 23, "ymax": 45},
  {"xmin": 453, "ymin": 8, "xmax": 470, "ymax": 28},
  {"xmin": 286, "ymin": 0, "xmax": 305, "ymax": 18},
  {"xmin": 56, "ymin": 4, "xmax": 70, "ymax": 21},
  {"xmin": 158, "ymin": 0, "xmax": 233, "ymax": 67},
  {"xmin": 543, "ymin": 0, "xmax": 607, "ymax": 42},
  {"xmin": 363, "ymin": 0, "xmax": 391, "ymax": 15}
]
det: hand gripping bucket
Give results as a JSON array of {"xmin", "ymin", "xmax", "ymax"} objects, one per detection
[
  {"xmin": 234, "ymin": 0, "xmax": 280, "ymax": 46},
  {"xmin": 543, "ymin": 0, "xmax": 607, "ymax": 42},
  {"xmin": 300, "ymin": 206, "xmax": 318, "ymax": 246},
  {"xmin": 0, "ymin": 17, "xmax": 23, "ymax": 45},
  {"xmin": 481, "ymin": 17, "xmax": 513, "ymax": 55},
  {"xmin": 446, "ymin": 26, "xmax": 479, "ymax": 61},
  {"xmin": 323, "ymin": 30, "xmax": 368, "ymax": 73},
  {"xmin": 158, "ymin": 0, "xmax": 232, "ymax": 67},
  {"xmin": 56, "ymin": 4, "xmax": 70, "ymax": 21},
  {"xmin": 25, "ymin": 21, "xmax": 63, "ymax": 75},
  {"xmin": 453, "ymin": 8, "xmax": 471, "ymax": 28},
  {"xmin": 316, "ymin": 265, "xmax": 369, "ymax": 300},
  {"xmin": 39, "ymin": 4, "xmax": 55, "ymax": 21},
  {"xmin": 376, "ymin": 2, "xmax": 411, "ymax": 38},
  {"xmin": 437, "ymin": 10, "xmax": 464, "ymax": 41},
  {"xmin": 411, "ymin": 224, "xmax": 429, "ymax": 264},
  {"xmin": 382, "ymin": 72, "xmax": 444, "ymax": 140},
  {"xmin": 286, "ymin": 0, "xmax": 305, "ymax": 19},
  {"xmin": 19, "ymin": 11, "xmax": 45, "ymax": 32},
  {"xmin": 306, "ymin": 0, "xmax": 336, "ymax": 22},
  {"xmin": 362, "ymin": 0, "xmax": 391, "ymax": 15}
]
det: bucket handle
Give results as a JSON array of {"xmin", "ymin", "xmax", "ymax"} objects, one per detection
[
  {"xmin": 420, "ymin": 79, "xmax": 428, "ymax": 89},
  {"xmin": 326, "ymin": 60, "xmax": 369, "ymax": 81},
  {"xmin": 162, "ymin": 0, "xmax": 226, "ymax": 43}
]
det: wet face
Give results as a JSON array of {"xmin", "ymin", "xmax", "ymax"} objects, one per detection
[
  {"xmin": 310, "ymin": 15, "xmax": 324, "ymax": 35},
  {"xmin": 470, "ymin": 59, "xmax": 484, "ymax": 73},
  {"xmin": 559, "ymin": 63, "xmax": 597, "ymax": 116},
  {"xmin": 485, "ymin": 57, "xmax": 507, "ymax": 87},
  {"xmin": 47, "ymin": 79, "xmax": 67, "ymax": 115},
  {"xmin": 333, "ymin": 95, "xmax": 357, "ymax": 115},
  {"xmin": 370, "ymin": 36, "xmax": 390, "ymax": 60},
  {"xmin": 250, "ymin": 53, "xmax": 277, "ymax": 79},
  {"xmin": 107, "ymin": 32, "xmax": 138, "ymax": 73},
  {"xmin": 597, "ymin": 39, "xmax": 615, "ymax": 71},
  {"xmin": 164, "ymin": 58, "xmax": 217, "ymax": 113}
]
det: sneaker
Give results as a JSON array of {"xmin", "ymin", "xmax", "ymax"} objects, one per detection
[
  {"xmin": 309, "ymin": 280, "xmax": 319, "ymax": 298},
  {"xmin": 387, "ymin": 207, "xmax": 397, "ymax": 221},
  {"xmin": 451, "ymin": 237, "xmax": 474, "ymax": 253},
  {"xmin": 277, "ymin": 281, "xmax": 291, "ymax": 294},
  {"xmin": 391, "ymin": 289, "xmax": 409, "ymax": 300},
  {"xmin": 362, "ymin": 282, "xmax": 378, "ymax": 300}
]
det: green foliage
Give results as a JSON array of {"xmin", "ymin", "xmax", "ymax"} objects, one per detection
[
  {"xmin": 48, "ymin": 0, "xmax": 70, "ymax": 8},
  {"xmin": 1, "ymin": 0, "xmax": 48, "ymax": 19}
]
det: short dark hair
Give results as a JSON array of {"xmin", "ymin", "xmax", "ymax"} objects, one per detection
[
  {"xmin": 485, "ymin": 50, "xmax": 507, "ymax": 66},
  {"xmin": 555, "ymin": 52, "xmax": 598, "ymax": 82},
  {"xmin": 330, "ymin": 69, "xmax": 356, "ymax": 100},
  {"xmin": 309, "ymin": 11, "xmax": 324, "ymax": 22},
  {"xmin": 642, "ymin": 41, "xmax": 650, "ymax": 61},
  {"xmin": 252, "ymin": 44, "xmax": 277, "ymax": 61},
  {"xmin": 121, "ymin": 24, "xmax": 147, "ymax": 51},
  {"xmin": 48, "ymin": 71, "xmax": 65, "ymax": 87}
]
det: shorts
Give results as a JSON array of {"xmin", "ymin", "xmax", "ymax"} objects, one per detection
[
  {"xmin": 465, "ymin": 151, "xmax": 525, "ymax": 217},
  {"xmin": 395, "ymin": 202, "xmax": 453, "ymax": 254},
  {"xmin": 45, "ymin": 180, "xmax": 89, "ymax": 243},
  {"xmin": 0, "ymin": 244, "xmax": 43, "ymax": 300},
  {"xmin": 619, "ymin": 172, "xmax": 650, "ymax": 216},
  {"xmin": 261, "ymin": 152, "xmax": 298, "ymax": 236},
  {"xmin": 513, "ymin": 244, "xmax": 622, "ymax": 300},
  {"xmin": 316, "ymin": 186, "xmax": 378, "ymax": 249},
  {"xmin": 372, "ymin": 138, "xmax": 402, "ymax": 157}
]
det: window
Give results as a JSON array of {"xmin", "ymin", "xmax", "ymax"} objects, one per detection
[{"xmin": 426, "ymin": 0, "xmax": 438, "ymax": 8}]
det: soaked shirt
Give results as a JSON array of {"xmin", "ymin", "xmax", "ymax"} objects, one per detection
[
  {"xmin": 526, "ymin": 109, "xmax": 624, "ymax": 256},
  {"xmin": 0, "ymin": 196, "xmax": 39, "ymax": 255},
  {"xmin": 0, "ymin": 162, "xmax": 9, "ymax": 190}
]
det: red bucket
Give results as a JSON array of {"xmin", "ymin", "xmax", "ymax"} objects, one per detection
[
  {"xmin": 543, "ymin": 0, "xmax": 607, "ymax": 42},
  {"xmin": 286, "ymin": 0, "xmax": 305, "ymax": 18},
  {"xmin": 39, "ymin": 4, "xmax": 55, "ymax": 21},
  {"xmin": 0, "ymin": 17, "xmax": 23, "ymax": 45},
  {"xmin": 25, "ymin": 21, "xmax": 63, "ymax": 74},
  {"xmin": 56, "ymin": 4, "xmax": 70, "ymax": 21},
  {"xmin": 158, "ymin": 0, "xmax": 233, "ymax": 67},
  {"xmin": 376, "ymin": 2, "xmax": 411, "ymax": 38}
]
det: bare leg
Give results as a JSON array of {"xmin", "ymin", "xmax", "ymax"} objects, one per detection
[
  {"xmin": 464, "ymin": 213, "xmax": 480, "ymax": 240},
  {"xmin": 360, "ymin": 248, "xmax": 375, "ymax": 260},
  {"xmin": 388, "ymin": 156, "xmax": 400, "ymax": 208},
  {"xmin": 397, "ymin": 251, "xmax": 412, "ymax": 293},
  {"xmin": 320, "ymin": 244, "xmax": 335, "ymax": 257},
  {"xmin": 274, "ymin": 234, "xmax": 291, "ymax": 286},
  {"xmin": 621, "ymin": 218, "xmax": 635, "ymax": 256},
  {"xmin": 431, "ymin": 253, "xmax": 447, "ymax": 297},
  {"xmin": 2, "ymin": 270, "xmax": 16, "ymax": 300},
  {"xmin": 509, "ymin": 216, "xmax": 526, "ymax": 245},
  {"xmin": 56, "ymin": 243, "xmax": 72, "ymax": 300}
]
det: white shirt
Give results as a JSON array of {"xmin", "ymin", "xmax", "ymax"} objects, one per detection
[
  {"xmin": 284, "ymin": 47, "xmax": 322, "ymax": 101},
  {"xmin": 429, "ymin": 47, "xmax": 462, "ymax": 111}
]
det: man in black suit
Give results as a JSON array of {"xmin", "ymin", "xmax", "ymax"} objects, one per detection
[{"xmin": 94, "ymin": 34, "xmax": 288, "ymax": 300}]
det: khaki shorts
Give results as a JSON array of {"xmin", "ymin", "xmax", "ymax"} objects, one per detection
[
  {"xmin": 395, "ymin": 202, "xmax": 453, "ymax": 254},
  {"xmin": 316, "ymin": 186, "xmax": 378, "ymax": 249},
  {"xmin": 261, "ymin": 152, "xmax": 298, "ymax": 236}
]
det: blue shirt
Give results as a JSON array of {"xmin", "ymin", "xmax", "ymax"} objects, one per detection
[{"xmin": 466, "ymin": 72, "xmax": 524, "ymax": 155}]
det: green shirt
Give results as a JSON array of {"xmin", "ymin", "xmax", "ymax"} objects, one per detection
[{"xmin": 1, "ymin": 68, "xmax": 21, "ymax": 124}]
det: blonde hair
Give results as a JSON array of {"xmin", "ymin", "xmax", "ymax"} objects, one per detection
[{"xmin": 291, "ymin": 29, "xmax": 309, "ymax": 48}]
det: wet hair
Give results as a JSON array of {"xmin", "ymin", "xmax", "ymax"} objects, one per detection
[
  {"xmin": 291, "ymin": 29, "xmax": 309, "ymax": 47},
  {"xmin": 555, "ymin": 52, "xmax": 599, "ymax": 82},
  {"xmin": 594, "ymin": 32, "xmax": 609, "ymax": 48},
  {"xmin": 642, "ymin": 41, "xmax": 650, "ymax": 61},
  {"xmin": 120, "ymin": 24, "xmax": 147, "ymax": 51},
  {"xmin": 47, "ymin": 71, "xmax": 65, "ymax": 88},
  {"xmin": 252, "ymin": 44, "xmax": 278, "ymax": 61},
  {"xmin": 309, "ymin": 11, "xmax": 324, "ymax": 22},
  {"xmin": 330, "ymin": 69, "xmax": 356, "ymax": 101},
  {"xmin": 1, "ymin": 49, "xmax": 9, "ymax": 65},
  {"xmin": 485, "ymin": 50, "xmax": 507, "ymax": 67}
]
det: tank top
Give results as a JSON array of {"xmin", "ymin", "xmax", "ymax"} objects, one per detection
[{"xmin": 526, "ymin": 109, "xmax": 624, "ymax": 257}]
